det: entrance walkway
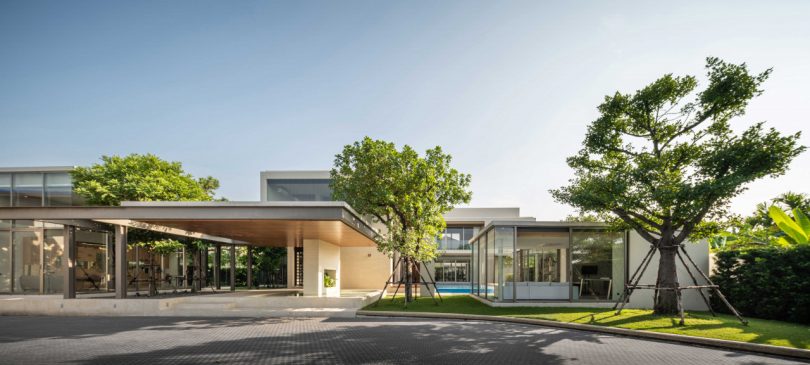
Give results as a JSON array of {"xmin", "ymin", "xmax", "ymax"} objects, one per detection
[{"xmin": 0, "ymin": 289, "xmax": 381, "ymax": 318}]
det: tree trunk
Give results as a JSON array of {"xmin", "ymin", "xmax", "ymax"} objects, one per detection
[
  {"xmin": 404, "ymin": 257, "xmax": 413, "ymax": 302},
  {"xmin": 654, "ymin": 242, "xmax": 680, "ymax": 315}
]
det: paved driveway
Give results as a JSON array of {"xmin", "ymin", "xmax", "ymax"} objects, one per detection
[{"xmin": 0, "ymin": 316, "xmax": 804, "ymax": 365}]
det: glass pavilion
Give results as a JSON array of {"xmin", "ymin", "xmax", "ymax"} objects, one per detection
[{"xmin": 470, "ymin": 222, "xmax": 627, "ymax": 302}]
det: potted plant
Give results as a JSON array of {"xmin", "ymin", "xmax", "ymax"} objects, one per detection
[{"xmin": 322, "ymin": 270, "xmax": 338, "ymax": 297}]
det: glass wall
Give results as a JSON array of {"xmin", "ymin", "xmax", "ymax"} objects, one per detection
[
  {"xmin": 471, "ymin": 225, "xmax": 627, "ymax": 302},
  {"xmin": 75, "ymin": 229, "xmax": 111, "ymax": 293},
  {"xmin": 0, "ymin": 171, "xmax": 78, "ymax": 207},
  {"xmin": 470, "ymin": 237, "xmax": 478, "ymax": 295},
  {"xmin": 0, "ymin": 220, "xmax": 113, "ymax": 295},
  {"xmin": 571, "ymin": 230, "xmax": 626, "ymax": 301},
  {"xmin": 266, "ymin": 179, "xmax": 332, "ymax": 201},
  {"xmin": 0, "ymin": 174, "xmax": 10, "ymax": 207},
  {"xmin": 433, "ymin": 259, "xmax": 469, "ymax": 282},
  {"xmin": 43, "ymin": 224, "xmax": 64, "ymax": 294},
  {"xmin": 0, "ymin": 224, "xmax": 10, "ymax": 292},
  {"xmin": 45, "ymin": 173, "xmax": 73, "ymax": 206},
  {"xmin": 513, "ymin": 228, "xmax": 570, "ymax": 300},
  {"xmin": 13, "ymin": 173, "xmax": 44, "ymax": 207},
  {"xmin": 493, "ymin": 227, "xmax": 514, "ymax": 300},
  {"xmin": 437, "ymin": 227, "xmax": 475, "ymax": 250}
]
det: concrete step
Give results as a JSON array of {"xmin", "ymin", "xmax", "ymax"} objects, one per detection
[{"xmin": 170, "ymin": 302, "xmax": 236, "ymax": 311}]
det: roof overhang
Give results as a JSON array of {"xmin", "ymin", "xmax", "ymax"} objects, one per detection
[{"xmin": 0, "ymin": 202, "xmax": 378, "ymax": 247}]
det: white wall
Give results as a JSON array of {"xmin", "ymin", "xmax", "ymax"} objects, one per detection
[
  {"xmin": 626, "ymin": 231, "xmax": 711, "ymax": 311},
  {"xmin": 302, "ymin": 239, "xmax": 341, "ymax": 297}
]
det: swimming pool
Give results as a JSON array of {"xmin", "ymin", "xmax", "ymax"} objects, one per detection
[{"xmin": 436, "ymin": 283, "xmax": 492, "ymax": 294}]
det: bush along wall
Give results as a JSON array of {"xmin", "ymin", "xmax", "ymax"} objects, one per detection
[{"xmin": 711, "ymin": 245, "xmax": 810, "ymax": 324}]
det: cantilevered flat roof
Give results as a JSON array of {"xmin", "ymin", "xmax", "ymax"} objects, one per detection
[{"xmin": 0, "ymin": 201, "xmax": 378, "ymax": 247}]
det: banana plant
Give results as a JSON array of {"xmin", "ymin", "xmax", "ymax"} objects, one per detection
[{"xmin": 767, "ymin": 206, "xmax": 810, "ymax": 245}]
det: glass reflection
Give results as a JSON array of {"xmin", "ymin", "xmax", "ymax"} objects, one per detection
[
  {"xmin": 13, "ymin": 231, "xmax": 42, "ymax": 293},
  {"xmin": 572, "ymin": 230, "xmax": 625, "ymax": 301},
  {"xmin": 13, "ymin": 173, "xmax": 43, "ymax": 207}
]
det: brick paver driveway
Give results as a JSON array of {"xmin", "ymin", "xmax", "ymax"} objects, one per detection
[{"xmin": 0, "ymin": 316, "xmax": 804, "ymax": 364}]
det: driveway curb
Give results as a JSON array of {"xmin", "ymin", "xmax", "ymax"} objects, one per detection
[{"xmin": 356, "ymin": 310, "xmax": 810, "ymax": 360}]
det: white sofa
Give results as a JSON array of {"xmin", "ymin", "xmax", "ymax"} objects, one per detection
[{"xmin": 501, "ymin": 282, "xmax": 575, "ymax": 300}]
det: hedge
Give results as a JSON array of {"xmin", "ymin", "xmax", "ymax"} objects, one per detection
[{"xmin": 711, "ymin": 245, "xmax": 810, "ymax": 324}]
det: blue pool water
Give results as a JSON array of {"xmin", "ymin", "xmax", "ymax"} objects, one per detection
[{"xmin": 436, "ymin": 284, "xmax": 492, "ymax": 294}]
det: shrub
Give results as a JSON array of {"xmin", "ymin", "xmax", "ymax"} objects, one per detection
[{"xmin": 711, "ymin": 245, "xmax": 810, "ymax": 324}]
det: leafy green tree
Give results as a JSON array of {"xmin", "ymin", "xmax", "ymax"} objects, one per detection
[
  {"xmin": 72, "ymin": 153, "xmax": 221, "ymax": 205},
  {"xmin": 73, "ymin": 154, "xmax": 223, "ymax": 295},
  {"xmin": 331, "ymin": 137, "xmax": 472, "ymax": 302},
  {"xmin": 551, "ymin": 58, "xmax": 805, "ymax": 315}
]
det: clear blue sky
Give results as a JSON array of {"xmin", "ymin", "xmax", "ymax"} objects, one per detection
[{"xmin": 1, "ymin": 1, "xmax": 808, "ymax": 219}]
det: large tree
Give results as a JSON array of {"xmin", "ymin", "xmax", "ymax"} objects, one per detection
[
  {"xmin": 551, "ymin": 58, "xmax": 805, "ymax": 315},
  {"xmin": 72, "ymin": 153, "xmax": 222, "ymax": 294},
  {"xmin": 72, "ymin": 153, "xmax": 221, "ymax": 205},
  {"xmin": 331, "ymin": 137, "xmax": 472, "ymax": 302}
]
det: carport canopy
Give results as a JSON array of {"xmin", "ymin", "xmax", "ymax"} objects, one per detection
[{"xmin": 0, "ymin": 201, "xmax": 379, "ymax": 247}]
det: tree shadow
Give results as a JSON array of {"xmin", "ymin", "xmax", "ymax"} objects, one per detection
[
  {"xmin": 0, "ymin": 316, "xmax": 296, "ymax": 343},
  {"xmin": 3, "ymin": 317, "xmax": 610, "ymax": 364}
]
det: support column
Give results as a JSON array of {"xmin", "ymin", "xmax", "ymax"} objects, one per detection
[
  {"xmin": 214, "ymin": 244, "xmax": 221, "ymax": 289},
  {"xmin": 182, "ymin": 247, "xmax": 188, "ymax": 289},
  {"xmin": 286, "ymin": 246, "xmax": 296, "ymax": 288},
  {"xmin": 246, "ymin": 246, "xmax": 253, "ymax": 289},
  {"xmin": 200, "ymin": 246, "xmax": 208, "ymax": 290},
  {"xmin": 114, "ymin": 225, "xmax": 128, "ymax": 299},
  {"xmin": 229, "ymin": 245, "xmax": 236, "ymax": 291},
  {"xmin": 63, "ymin": 225, "xmax": 76, "ymax": 299},
  {"xmin": 105, "ymin": 232, "xmax": 114, "ymax": 291},
  {"xmin": 302, "ymin": 239, "xmax": 340, "ymax": 297}
]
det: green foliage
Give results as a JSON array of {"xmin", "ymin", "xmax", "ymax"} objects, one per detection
[
  {"xmin": 711, "ymin": 245, "xmax": 810, "ymax": 325},
  {"xmin": 551, "ymin": 57, "xmax": 804, "ymax": 247},
  {"xmin": 710, "ymin": 195, "xmax": 810, "ymax": 251},
  {"xmin": 324, "ymin": 273, "xmax": 336, "ymax": 288},
  {"xmin": 72, "ymin": 153, "xmax": 222, "ymax": 205},
  {"xmin": 768, "ymin": 206, "xmax": 810, "ymax": 245},
  {"xmin": 132, "ymin": 238, "xmax": 184, "ymax": 255},
  {"xmin": 331, "ymin": 137, "xmax": 472, "ymax": 262},
  {"xmin": 747, "ymin": 192, "xmax": 810, "ymax": 229}
]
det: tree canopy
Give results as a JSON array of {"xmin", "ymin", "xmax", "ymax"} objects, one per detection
[
  {"xmin": 72, "ymin": 153, "xmax": 221, "ymax": 205},
  {"xmin": 330, "ymin": 137, "xmax": 472, "ymax": 263},
  {"xmin": 551, "ymin": 57, "xmax": 805, "ymax": 314}
]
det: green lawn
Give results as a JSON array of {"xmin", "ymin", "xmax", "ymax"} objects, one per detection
[{"xmin": 364, "ymin": 295, "xmax": 810, "ymax": 350}]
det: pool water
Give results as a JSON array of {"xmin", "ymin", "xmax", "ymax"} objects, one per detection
[{"xmin": 435, "ymin": 284, "xmax": 493, "ymax": 294}]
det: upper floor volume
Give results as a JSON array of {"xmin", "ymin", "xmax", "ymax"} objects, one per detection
[{"xmin": 0, "ymin": 167, "xmax": 82, "ymax": 207}]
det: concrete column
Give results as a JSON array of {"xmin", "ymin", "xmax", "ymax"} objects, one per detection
[
  {"xmin": 229, "ymin": 245, "xmax": 236, "ymax": 291},
  {"xmin": 114, "ymin": 225, "xmax": 128, "ymax": 299},
  {"xmin": 286, "ymin": 246, "xmax": 296, "ymax": 288},
  {"xmin": 246, "ymin": 246, "xmax": 253, "ymax": 289},
  {"xmin": 214, "ymin": 244, "xmax": 221, "ymax": 289},
  {"xmin": 181, "ymin": 247, "xmax": 188, "ymax": 289},
  {"xmin": 302, "ymin": 239, "xmax": 340, "ymax": 297},
  {"xmin": 63, "ymin": 225, "xmax": 76, "ymax": 299},
  {"xmin": 200, "ymin": 247, "xmax": 208, "ymax": 289},
  {"xmin": 105, "ymin": 232, "xmax": 114, "ymax": 291}
]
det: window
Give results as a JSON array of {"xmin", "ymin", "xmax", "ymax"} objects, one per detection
[
  {"xmin": 12, "ymin": 173, "xmax": 43, "ymax": 207},
  {"xmin": 433, "ymin": 259, "xmax": 469, "ymax": 282},
  {"xmin": 45, "ymin": 173, "xmax": 72, "ymax": 206},
  {"xmin": 572, "ymin": 230, "xmax": 625, "ymax": 301},
  {"xmin": 436, "ymin": 227, "xmax": 474, "ymax": 250},
  {"xmin": 0, "ymin": 174, "xmax": 10, "ymax": 207},
  {"xmin": 266, "ymin": 179, "xmax": 332, "ymax": 201}
]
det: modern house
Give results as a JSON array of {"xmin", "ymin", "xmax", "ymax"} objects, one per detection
[{"xmin": 0, "ymin": 166, "xmax": 712, "ymax": 313}]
